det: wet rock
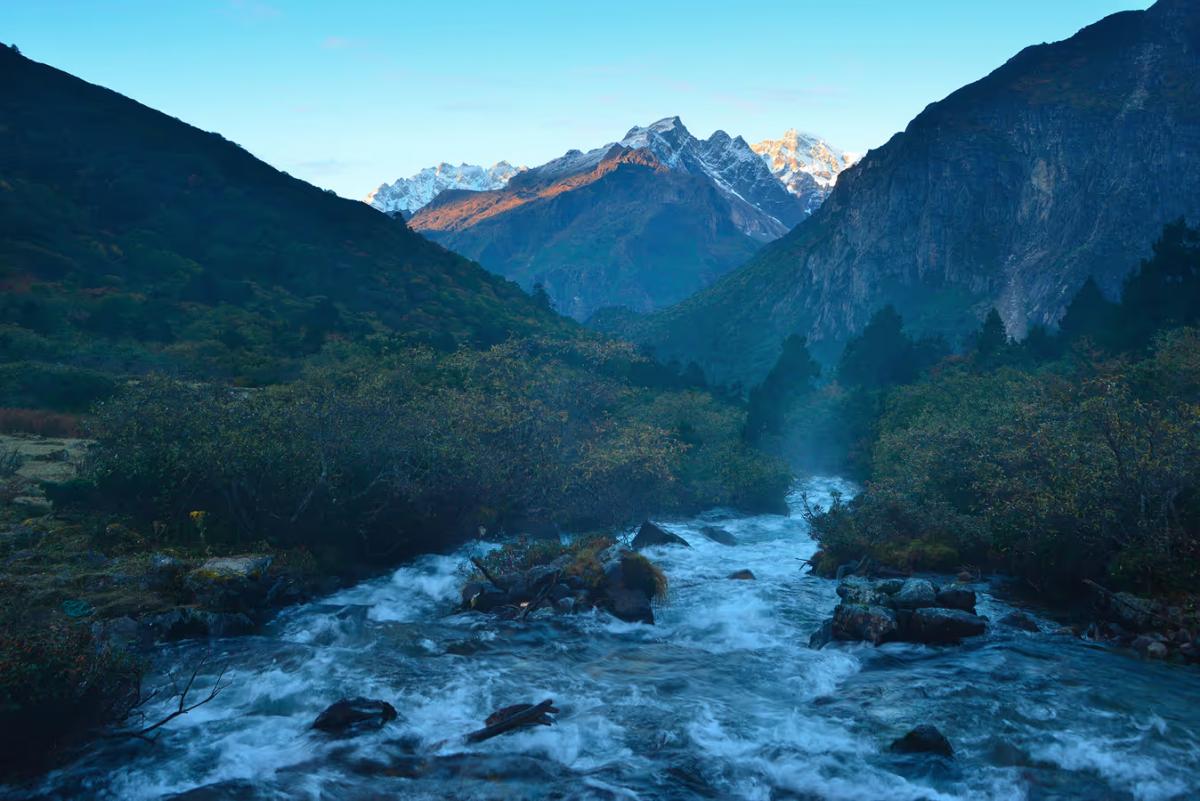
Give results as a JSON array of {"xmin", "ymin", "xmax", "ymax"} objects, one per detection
[
  {"xmin": 935, "ymin": 586, "xmax": 977, "ymax": 614},
  {"xmin": 145, "ymin": 552, "xmax": 186, "ymax": 590},
  {"xmin": 891, "ymin": 578, "xmax": 938, "ymax": 610},
  {"xmin": 1106, "ymin": 591, "xmax": 1161, "ymax": 633},
  {"xmin": 727, "ymin": 569, "xmax": 756, "ymax": 580},
  {"xmin": 461, "ymin": 581, "xmax": 487, "ymax": 607},
  {"xmin": 468, "ymin": 589, "xmax": 509, "ymax": 613},
  {"xmin": 554, "ymin": 596, "xmax": 576, "ymax": 614},
  {"xmin": 631, "ymin": 521, "xmax": 690, "ymax": 550},
  {"xmin": 1146, "ymin": 641, "xmax": 1169, "ymax": 659},
  {"xmin": 1131, "ymin": 634, "xmax": 1169, "ymax": 658},
  {"xmin": 999, "ymin": 611, "xmax": 1040, "ymax": 632},
  {"xmin": 874, "ymin": 578, "xmax": 906, "ymax": 595},
  {"xmin": 890, "ymin": 725, "xmax": 954, "ymax": 758},
  {"xmin": 908, "ymin": 607, "xmax": 987, "ymax": 644},
  {"xmin": 699, "ymin": 526, "xmax": 737, "ymax": 546},
  {"xmin": 607, "ymin": 587, "xmax": 653, "ymax": 624},
  {"xmin": 956, "ymin": 570, "xmax": 974, "ymax": 583},
  {"xmin": 837, "ymin": 576, "xmax": 886, "ymax": 606},
  {"xmin": 809, "ymin": 619, "xmax": 833, "ymax": 649},
  {"xmin": 312, "ymin": 697, "xmax": 398, "ymax": 735},
  {"xmin": 184, "ymin": 555, "xmax": 274, "ymax": 613},
  {"xmin": 601, "ymin": 547, "xmax": 660, "ymax": 624},
  {"xmin": 832, "ymin": 604, "xmax": 898, "ymax": 645},
  {"xmin": 139, "ymin": 608, "xmax": 256, "ymax": 641}
]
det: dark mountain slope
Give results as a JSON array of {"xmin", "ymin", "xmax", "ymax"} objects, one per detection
[
  {"xmin": 622, "ymin": 0, "xmax": 1200, "ymax": 386},
  {"xmin": 0, "ymin": 45, "xmax": 561, "ymax": 380},
  {"xmin": 411, "ymin": 145, "xmax": 762, "ymax": 320}
]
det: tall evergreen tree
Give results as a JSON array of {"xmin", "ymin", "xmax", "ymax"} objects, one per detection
[
  {"xmin": 837, "ymin": 305, "xmax": 919, "ymax": 389},
  {"xmin": 744, "ymin": 335, "xmax": 820, "ymax": 444},
  {"xmin": 972, "ymin": 308, "xmax": 1010, "ymax": 368},
  {"xmin": 1058, "ymin": 276, "xmax": 1116, "ymax": 347}
]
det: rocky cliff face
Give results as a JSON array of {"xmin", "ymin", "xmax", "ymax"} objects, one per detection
[{"xmin": 626, "ymin": 0, "xmax": 1200, "ymax": 385}]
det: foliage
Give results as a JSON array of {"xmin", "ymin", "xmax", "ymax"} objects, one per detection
[
  {"xmin": 0, "ymin": 596, "xmax": 138, "ymax": 776},
  {"xmin": 744, "ymin": 334, "xmax": 820, "ymax": 445},
  {"xmin": 0, "ymin": 362, "xmax": 116, "ymax": 413},
  {"xmin": 809, "ymin": 329, "xmax": 1200, "ymax": 596},
  {"xmin": 80, "ymin": 339, "xmax": 789, "ymax": 567}
]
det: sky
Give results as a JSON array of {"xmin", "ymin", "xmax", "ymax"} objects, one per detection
[{"xmin": 3, "ymin": 0, "xmax": 1151, "ymax": 198}]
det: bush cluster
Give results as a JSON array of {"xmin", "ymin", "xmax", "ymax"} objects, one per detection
[{"xmin": 81, "ymin": 338, "xmax": 790, "ymax": 567}]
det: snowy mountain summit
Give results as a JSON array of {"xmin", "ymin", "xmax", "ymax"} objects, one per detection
[
  {"xmin": 751, "ymin": 130, "xmax": 860, "ymax": 212},
  {"xmin": 366, "ymin": 161, "xmax": 525, "ymax": 215}
]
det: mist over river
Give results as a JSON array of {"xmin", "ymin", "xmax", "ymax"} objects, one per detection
[{"xmin": 20, "ymin": 478, "xmax": 1200, "ymax": 801}]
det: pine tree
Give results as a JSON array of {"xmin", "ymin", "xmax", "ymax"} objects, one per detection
[
  {"xmin": 744, "ymin": 335, "xmax": 820, "ymax": 444},
  {"xmin": 973, "ymin": 308, "xmax": 1010, "ymax": 368},
  {"xmin": 1058, "ymin": 276, "xmax": 1116, "ymax": 347},
  {"xmin": 837, "ymin": 305, "xmax": 918, "ymax": 389}
]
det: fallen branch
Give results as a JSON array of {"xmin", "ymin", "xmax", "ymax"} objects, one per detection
[
  {"xmin": 115, "ymin": 653, "xmax": 230, "ymax": 743},
  {"xmin": 1083, "ymin": 579, "xmax": 1176, "ymax": 627},
  {"xmin": 471, "ymin": 557, "xmax": 508, "ymax": 592},
  {"xmin": 520, "ymin": 570, "xmax": 560, "ymax": 621},
  {"xmin": 465, "ymin": 699, "xmax": 558, "ymax": 744}
]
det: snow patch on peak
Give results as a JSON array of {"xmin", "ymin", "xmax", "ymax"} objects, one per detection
[
  {"xmin": 751, "ymin": 130, "xmax": 860, "ymax": 192},
  {"xmin": 366, "ymin": 161, "xmax": 525, "ymax": 214}
]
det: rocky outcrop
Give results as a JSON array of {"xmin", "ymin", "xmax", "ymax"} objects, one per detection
[
  {"xmin": 628, "ymin": 0, "xmax": 1200, "ymax": 386},
  {"xmin": 631, "ymin": 521, "xmax": 690, "ymax": 550},
  {"xmin": 890, "ymin": 725, "xmax": 954, "ymax": 758},
  {"xmin": 811, "ymin": 577, "xmax": 987, "ymax": 648},
  {"xmin": 312, "ymin": 698, "xmax": 398, "ymax": 736},
  {"xmin": 699, "ymin": 526, "xmax": 737, "ymax": 546},
  {"xmin": 461, "ymin": 545, "xmax": 665, "ymax": 625}
]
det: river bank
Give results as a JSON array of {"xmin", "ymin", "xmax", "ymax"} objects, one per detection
[{"xmin": 6, "ymin": 477, "xmax": 1199, "ymax": 801}]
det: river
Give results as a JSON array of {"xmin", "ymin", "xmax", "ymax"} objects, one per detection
[{"xmin": 19, "ymin": 478, "xmax": 1200, "ymax": 800}]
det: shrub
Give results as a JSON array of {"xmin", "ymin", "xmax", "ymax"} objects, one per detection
[
  {"xmin": 0, "ymin": 598, "xmax": 138, "ymax": 777},
  {"xmin": 0, "ymin": 407, "xmax": 83, "ymax": 437},
  {"xmin": 0, "ymin": 361, "xmax": 117, "ymax": 412}
]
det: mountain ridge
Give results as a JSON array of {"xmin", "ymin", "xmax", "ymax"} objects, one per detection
[{"xmin": 617, "ymin": 0, "xmax": 1200, "ymax": 386}]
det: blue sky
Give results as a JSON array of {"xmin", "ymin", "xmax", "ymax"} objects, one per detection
[{"xmin": 3, "ymin": 0, "xmax": 1150, "ymax": 198}]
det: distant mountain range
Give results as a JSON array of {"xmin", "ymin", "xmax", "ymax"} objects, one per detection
[
  {"xmin": 612, "ymin": 0, "xmax": 1200, "ymax": 386},
  {"xmin": 376, "ymin": 118, "xmax": 855, "ymax": 320},
  {"xmin": 366, "ymin": 161, "xmax": 525, "ymax": 218}
]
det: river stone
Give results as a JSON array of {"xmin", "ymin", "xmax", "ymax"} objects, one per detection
[
  {"xmin": 699, "ymin": 526, "xmax": 737, "ymax": 546},
  {"xmin": 935, "ymin": 586, "xmax": 977, "ymax": 614},
  {"xmin": 1108, "ymin": 592, "xmax": 1161, "ymax": 632},
  {"xmin": 832, "ymin": 604, "xmax": 899, "ymax": 645},
  {"xmin": 809, "ymin": 619, "xmax": 834, "ymax": 649},
  {"xmin": 908, "ymin": 607, "xmax": 987, "ymax": 644},
  {"xmin": 890, "ymin": 724, "xmax": 954, "ymax": 758},
  {"xmin": 999, "ymin": 611, "xmax": 1040, "ymax": 632},
  {"xmin": 192, "ymin": 555, "xmax": 273, "ymax": 580},
  {"xmin": 631, "ymin": 521, "xmax": 690, "ymax": 550},
  {"xmin": 312, "ymin": 697, "xmax": 398, "ymax": 735},
  {"xmin": 874, "ymin": 578, "xmax": 906, "ymax": 595},
  {"xmin": 727, "ymin": 569, "xmax": 756, "ymax": 580},
  {"xmin": 891, "ymin": 578, "xmax": 938, "ymax": 610},
  {"xmin": 837, "ymin": 576, "xmax": 886, "ymax": 606}
]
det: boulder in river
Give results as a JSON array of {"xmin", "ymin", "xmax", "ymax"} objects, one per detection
[
  {"xmin": 727, "ymin": 569, "xmax": 756, "ymax": 580},
  {"xmin": 631, "ymin": 521, "xmax": 690, "ymax": 550},
  {"xmin": 312, "ymin": 698, "xmax": 398, "ymax": 735},
  {"xmin": 999, "ymin": 611, "xmax": 1040, "ymax": 632},
  {"xmin": 837, "ymin": 576, "xmax": 888, "ymax": 606},
  {"xmin": 890, "ymin": 724, "xmax": 954, "ymax": 758},
  {"xmin": 832, "ymin": 604, "xmax": 898, "ymax": 645},
  {"xmin": 890, "ymin": 578, "xmax": 938, "ymax": 610},
  {"xmin": 935, "ymin": 586, "xmax": 977, "ymax": 614},
  {"xmin": 184, "ymin": 555, "xmax": 274, "ymax": 613},
  {"xmin": 699, "ymin": 526, "xmax": 737, "ymax": 546},
  {"xmin": 602, "ymin": 547, "xmax": 664, "ymax": 624},
  {"xmin": 907, "ymin": 607, "xmax": 987, "ymax": 644}
]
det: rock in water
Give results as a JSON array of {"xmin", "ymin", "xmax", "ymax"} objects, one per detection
[
  {"xmin": 631, "ymin": 521, "xmax": 690, "ymax": 550},
  {"xmin": 890, "ymin": 725, "xmax": 954, "ymax": 758},
  {"xmin": 727, "ymin": 569, "xmax": 756, "ymax": 580},
  {"xmin": 999, "ymin": 611, "xmax": 1040, "ymax": 632},
  {"xmin": 837, "ymin": 576, "xmax": 887, "ymax": 606},
  {"xmin": 890, "ymin": 578, "xmax": 938, "ymax": 610},
  {"xmin": 908, "ymin": 607, "xmax": 987, "ymax": 644},
  {"xmin": 935, "ymin": 586, "xmax": 977, "ymax": 614},
  {"xmin": 832, "ymin": 604, "xmax": 898, "ymax": 645},
  {"xmin": 312, "ymin": 698, "xmax": 398, "ymax": 735},
  {"xmin": 699, "ymin": 526, "xmax": 737, "ymax": 546}
]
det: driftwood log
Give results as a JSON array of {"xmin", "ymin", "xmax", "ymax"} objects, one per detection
[
  {"xmin": 465, "ymin": 699, "xmax": 558, "ymax": 744},
  {"xmin": 471, "ymin": 557, "xmax": 508, "ymax": 592}
]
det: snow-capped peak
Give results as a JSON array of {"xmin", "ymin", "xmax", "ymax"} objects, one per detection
[
  {"xmin": 366, "ymin": 160, "xmax": 525, "ymax": 214},
  {"xmin": 750, "ymin": 129, "xmax": 860, "ymax": 192}
]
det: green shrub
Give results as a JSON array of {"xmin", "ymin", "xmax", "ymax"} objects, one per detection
[{"xmin": 0, "ymin": 361, "xmax": 117, "ymax": 412}]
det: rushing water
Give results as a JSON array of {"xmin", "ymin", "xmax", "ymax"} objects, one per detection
[{"xmin": 16, "ymin": 478, "xmax": 1200, "ymax": 801}]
